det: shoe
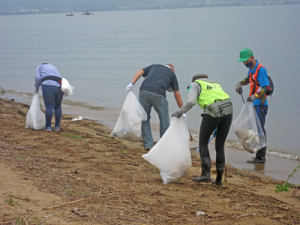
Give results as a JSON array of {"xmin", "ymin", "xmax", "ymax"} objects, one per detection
[
  {"xmin": 247, "ymin": 146, "xmax": 266, "ymax": 163},
  {"xmin": 43, "ymin": 126, "xmax": 52, "ymax": 132},
  {"xmin": 192, "ymin": 157, "xmax": 211, "ymax": 183},
  {"xmin": 144, "ymin": 147, "xmax": 151, "ymax": 152},
  {"xmin": 212, "ymin": 164, "xmax": 225, "ymax": 186},
  {"xmin": 54, "ymin": 126, "xmax": 60, "ymax": 131}
]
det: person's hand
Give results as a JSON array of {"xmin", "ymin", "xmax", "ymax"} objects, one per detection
[
  {"xmin": 34, "ymin": 90, "xmax": 38, "ymax": 94},
  {"xmin": 182, "ymin": 113, "xmax": 187, "ymax": 121},
  {"xmin": 246, "ymin": 94, "xmax": 256, "ymax": 102},
  {"xmin": 126, "ymin": 83, "xmax": 134, "ymax": 93},
  {"xmin": 172, "ymin": 111, "xmax": 182, "ymax": 118},
  {"xmin": 235, "ymin": 82, "xmax": 243, "ymax": 94}
]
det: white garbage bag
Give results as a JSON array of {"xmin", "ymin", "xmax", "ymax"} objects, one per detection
[
  {"xmin": 232, "ymin": 102, "xmax": 267, "ymax": 153},
  {"xmin": 61, "ymin": 78, "xmax": 74, "ymax": 97},
  {"xmin": 25, "ymin": 93, "xmax": 45, "ymax": 130},
  {"xmin": 111, "ymin": 91, "xmax": 147, "ymax": 141},
  {"xmin": 142, "ymin": 117, "xmax": 192, "ymax": 184}
]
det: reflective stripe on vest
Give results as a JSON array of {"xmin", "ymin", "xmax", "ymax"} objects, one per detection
[
  {"xmin": 249, "ymin": 63, "xmax": 266, "ymax": 99},
  {"xmin": 195, "ymin": 80, "xmax": 230, "ymax": 109}
]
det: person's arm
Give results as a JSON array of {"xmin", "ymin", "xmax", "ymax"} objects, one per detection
[
  {"xmin": 173, "ymin": 90, "xmax": 183, "ymax": 108},
  {"xmin": 126, "ymin": 69, "xmax": 145, "ymax": 93},
  {"xmin": 240, "ymin": 75, "xmax": 250, "ymax": 85},
  {"xmin": 35, "ymin": 65, "xmax": 42, "ymax": 93},
  {"xmin": 236, "ymin": 75, "xmax": 249, "ymax": 94},
  {"xmin": 172, "ymin": 82, "xmax": 200, "ymax": 118},
  {"xmin": 131, "ymin": 69, "xmax": 144, "ymax": 84}
]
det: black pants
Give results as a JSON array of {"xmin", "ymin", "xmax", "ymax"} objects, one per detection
[{"xmin": 199, "ymin": 114, "xmax": 232, "ymax": 165}]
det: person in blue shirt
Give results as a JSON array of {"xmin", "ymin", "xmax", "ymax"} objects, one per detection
[
  {"xmin": 236, "ymin": 49, "xmax": 270, "ymax": 163},
  {"xmin": 35, "ymin": 63, "xmax": 64, "ymax": 132},
  {"xmin": 126, "ymin": 64, "xmax": 184, "ymax": 151}
]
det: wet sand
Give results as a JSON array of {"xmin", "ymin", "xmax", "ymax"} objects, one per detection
[{"xmin": 3, "ymin": 92, "xmax": 300, "ymax": 185}]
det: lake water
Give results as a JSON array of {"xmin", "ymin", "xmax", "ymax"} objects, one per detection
[{"xmin": 0, "ymin": 5, "xmax": 300, "ymax": 183}]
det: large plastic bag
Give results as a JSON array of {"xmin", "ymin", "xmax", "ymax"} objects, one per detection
[
  {"xmin": 111, "ymin": 91, "xmax": 147, "ymax": 141},
  {"xmin": 61, "ymin": 78, "xmax": 74, "ymax": 97},
  {"xmin": 142, "ymin": 117, "xmax": 192, "ymax": 184},
  {"xmin": 232, "ymin": 102, "xmax": 267, "ymax": 153},
  {"xmin": 25, "ymin": 93, "xmax": 45, "ymax": 130}
]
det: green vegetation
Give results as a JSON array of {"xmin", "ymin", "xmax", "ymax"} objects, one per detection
[
  {"xmin": 275, "ymin": 164, "xmax": 300, "ymax": 193},
  {"xmin": 5, "ymin": 198, "xmax": 14, "ymax": 205},
  {"xmin": 0, "ymin": 86, "xmax": 6, "ymax": 95},
  {"xmin": 120, "ymin": 149, "xmax": 127, "ymax": 154},
  {"xmin": 61, "ymin": 133, "xmax": 83, "ymax": 139}
]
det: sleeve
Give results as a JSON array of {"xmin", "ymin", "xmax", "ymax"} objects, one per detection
[
  {"xmin": 178, "ymin": 82, "xmax": 201, "ymax": 114},
  {"xmin": 257, "ymin": 67, "xmax": 269, "ymax": 87},
  {"xmin": 142, "ymin": 65, "xmax": 152, "ymax": 78},
  {"xmin": 170, "ymin": 74, "xmax": 179, "ymax": 92},
  {"xmin": 35, "ymin": 65, "xmax": 42, "ymax": 92}
]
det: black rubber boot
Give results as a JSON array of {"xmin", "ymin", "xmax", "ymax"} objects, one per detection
[
  {"xmin": 192, "ymin": 157, "xmax": 211, "ymax": 183},
  {"xmin": 247, "ymin": 146, "xmax": 266, "ymax": 163},
  {"xmin": 212, "ymin": 164, "xmax": 225, "ymax": 186}
]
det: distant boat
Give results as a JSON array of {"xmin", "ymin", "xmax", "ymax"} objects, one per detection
[
  {"xmin": 82, "ymin": 10, "xmax": 94, "ymax": 15},
  {"xmin": 66, "ymin": 13, "xmax": 74, "ymax": 16}
]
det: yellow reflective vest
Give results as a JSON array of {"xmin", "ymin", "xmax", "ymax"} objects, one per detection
[{"xmin": 194, "ymin": 80, "xmax": 230, "ymax": 109}]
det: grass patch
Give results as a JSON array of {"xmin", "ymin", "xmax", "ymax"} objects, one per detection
[
  {"xmin": 275, "ymin": 164, "xmax": 300, "ymax": 193},
  {"xmin": 61, "ymin": 134, "xmax": 83, "ymax": 139},
  {"xmin": 120, "ymin": 149, "xmax": 127, "ymax": 154}
]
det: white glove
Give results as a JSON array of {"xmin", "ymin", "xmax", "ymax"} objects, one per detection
[
  {"xmin": 182, "ymin": 113, "xmax": 187, "ymax": 121},
  {"xmin": 126, "ymin": 83, "xmax": 134, "ymax": 93}
]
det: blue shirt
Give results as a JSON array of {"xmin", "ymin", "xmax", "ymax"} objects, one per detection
[
  {"xmin": 248, "ymin": 60, "xmax": 269, "ymax": 106},
  {"xmin": 35, "ymin": 64, "xmax": 61, "ymax": 92},
  {"xmin": 140, "ymin": 64, "xmax": 179, "ymax": 97}
]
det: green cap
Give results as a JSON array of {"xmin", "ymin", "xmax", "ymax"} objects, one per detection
[{"xmin": 238, "ymin": 48, "xmax": 253, "ymax": 62}]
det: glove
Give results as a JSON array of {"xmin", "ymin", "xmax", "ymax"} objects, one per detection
[
  {"xmin": 246, "ymin": 94, "xmax": 256, "ymax": 102},
  {"xmin": 182, "ymin": 113, "xmax": 187, "ymax": 121},
  {"xmin": 235, "ymin": 82, "xmax": 243, "ymax": 94},
  {"xmin": 172, "ymin": 111, "xmax": 182, "ymax": 118},
  {"xmin": 126, "ymin": 83, "xmax": 134, "ymax": 93}
]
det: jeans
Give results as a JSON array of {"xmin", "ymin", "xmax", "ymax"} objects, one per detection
[
  {"xmin": 41, "ymin": 85, "xmax": 64, "ymax": 127},
  {"xmin": 139, "ymin": 91, "xmax": 170, "ymax": 148},
  {"xmin": 199, "ymin": 114, "xmax": 232, "ymax": 165}
]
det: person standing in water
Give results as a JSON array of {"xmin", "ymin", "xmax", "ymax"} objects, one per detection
[{"xmin": 236, "ymin": 48, "xmax": 270, "ymax": 163}]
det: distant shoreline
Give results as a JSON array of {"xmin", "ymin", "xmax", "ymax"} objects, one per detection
[{"xmin": 1, "ymin": 2, "xmax": 299, "ymax": 16}]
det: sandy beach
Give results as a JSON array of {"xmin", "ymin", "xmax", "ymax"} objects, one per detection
[{"xmin": 0, "ymin": 98, "xmax": 300, "ymax": 224}]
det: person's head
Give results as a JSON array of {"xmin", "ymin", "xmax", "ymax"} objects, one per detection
[
  {"xmin": 165, "ymin": 63, "xmax": 175, "ymax": 72},
  {"xmin": 238, "ymin": 48, "xmax": 255, "ymax": 68},
  {"xmin": 192, "ymin": 74, "xmax": 208, "ymax": 82}
]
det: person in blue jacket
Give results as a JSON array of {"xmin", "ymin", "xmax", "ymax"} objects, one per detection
[{"xmin": 236, "ymin": 49, "xmax": 270, "ymax": 163}]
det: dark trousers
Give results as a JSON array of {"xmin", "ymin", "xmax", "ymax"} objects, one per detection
[
  {"xmin": 255, "ymin": 105, "xmax": 268, "ymax": 136},
  {"xmin": 255, "ymin": 105, "xmax": 268, "ymax": 159},
  {"xmin": 199, "ymin": 114, "xmax": 232, "ymax": 165},
  {"xmin": 41, "ymin": 85, "xmax": 64, "ymax": 127}
]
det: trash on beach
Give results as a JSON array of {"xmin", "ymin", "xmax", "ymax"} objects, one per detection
[
  {"xmin": 111, "ymin": 91, "xmax": 147, "ymax": 141},
  {"xmin": 233, "ymin": 102, "xmax": 266, "ymax": 153},
  {"xmin": 142, "ymin": 117, "xmax": 192, "ymax": 184},
  {"xmin": 71, "ymin": 116, "xmax": 83, "ymax": 121},
  {"xmin": 25, "ymin": 93, "xmax": 45, "ymax": 130},
  {"xmin": 196, "ymin": 211, "xmax": 206, "ymax": 216}
]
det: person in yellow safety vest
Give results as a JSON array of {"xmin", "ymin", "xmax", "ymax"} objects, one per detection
[{"xmin": 173, "ymin": 74, "xmax": 233, "ymax": 186}]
